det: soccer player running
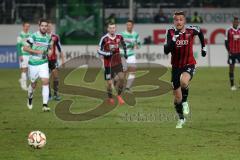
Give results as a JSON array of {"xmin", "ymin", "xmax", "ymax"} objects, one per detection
[
  {"xmin": 225, "ymin": 16, "xmax": 240, "ymax": 91},
  {"xmin": 120, "ymin": 20, "xmax": 141, "ymax": 92},
  {"xmin": 98, "ymin": 23, "xmax": 128, "ymax": 105},
  {"xmin": 17, "ymin": 22, "xmax": 31, "ymax": 91},
  {"xmin": 164, "ymin": 11, "xmax": 207, "ymax": 128},
  {"xmin": 47, "ymin": 22, "xmax": 64, "ymax": 100},
  {"xmin": 23, "ymin": 19, "xmax": 52, "ymax": 112}
]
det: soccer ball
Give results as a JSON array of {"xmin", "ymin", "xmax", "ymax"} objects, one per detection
[{"xmin": 28, "ymin": 130, "xmax": 46, "ymax": 149}]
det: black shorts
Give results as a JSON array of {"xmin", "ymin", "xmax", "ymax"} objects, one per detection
[
  {"xmin": 228, "ymin": 54, "xmax": 240, "ymax": 65},
  {"xmin": 104, "ymin": 64, "xmax": 123, "ymax": 80},
  {"xmin": 171, "ymin": 65, "xmax": 195, "ymax": 90},
  {"xmin": 48, "ymin": 60, "xmax": 58, "ymax": 71}
]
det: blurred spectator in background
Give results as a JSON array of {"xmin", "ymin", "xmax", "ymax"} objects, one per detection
[
  {"xmin": 106, "ymin": 13, "xmax": 116, "ymax": 25},
  {"xmin": 191, "ymin": 11, "xmax": 203, "ymax": 23},
  {"xmin": 154, "ymin": 9, "xmax": 168, "ymax": 23},
  {"xmin": 143, "ymin": 36, "xmax": 152, "ymax": 44}
]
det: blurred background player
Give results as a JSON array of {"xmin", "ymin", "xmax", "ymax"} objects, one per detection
[
  {"xmin": 164, "ymin": 11, "xmax": 207, "ymax": 128},
  {"xmin": 17, "ymin": 22, "xmax": 31, "ymax": 91},
  {"xmin": 225, "ymin": 16, "xmax": 240, "ymax": 91},
  {"xmin": 23, "ymin": 19, "xmax": 52, "ymax": 112},
  {"xmin": 120, "ymin": 20, "xmax": 141, "ymax": 92},
  {"xmin": 98, "ymin": 23, "xmax": 128, "ymax": 105},
  {"xmin": 47, "ymin": 22, "xmax": 64, "ymax": 100}
]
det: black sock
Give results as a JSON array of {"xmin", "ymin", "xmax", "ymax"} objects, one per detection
[
  {"xmin": 53, "ymin": 80, "xmax": 59, "ymax": 96},
  {"xmin": 28, "ymin": 97, "xmax": 33, "ymax": 105},
  {"xmin": 118, "ymin": 85, "xmax": 123, "ymax": 95},
  {"xmin": 49, "ymin": 83, "xmax": 51, "ymax": 97},
  {"xmin": 229, "ymin": 72, "xmax": 234, "ymax": 87},
  {"xmin": 43, "ymin": 104, "xmax": 48, "ymax": 107},
  {"xmin": 181, "ymin": 87, "xmax": 189, "ymax": 103},
  {"xmin": 174, "ymin": 102, "xmax": 184, "ymax": 120},
  {"xmin": 107, "ymin": 88, "xmax": 113, "ymax": 98}
]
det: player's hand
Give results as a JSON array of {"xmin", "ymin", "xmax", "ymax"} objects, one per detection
[
  {"xmin": 134, "ymin": 44, "xmax": 139, "ymax": 49},
  {"xmin": 201, "ymin": 46, "xmax": 207, "ymax": 57},
  {"xmin": 48, "ymin": 49, "xmax": 53, "ymax": 57},
  {"xmin": 19, "ymin": 56, "xmax": 23, "ymax": 62},
  {"xmin": 124, "ymin": 53, "xmax": 128, "ymax": 59},
  {"xmin": 228, "ymin": 52, "xmax": 232, "ymax": 57},
  {"xmin": 172, "ymin": 30, "xmax": 180, "ymax": 42},
  {"xmin": 109, "ymin": 51, "xmax": 113, "ymax": 56},
  {"xmin": 35, "ymin": 50, "xmax": 44, "ymax": 54},
  {"xmin": 42, "ymin": 51, "xmax": 48, "ymax": 59}
]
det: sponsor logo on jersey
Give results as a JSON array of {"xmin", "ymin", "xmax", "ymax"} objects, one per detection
[
  {"xmin": 176, "ymin": 40, "xmax": 189, "ymax": 46},
  {"xmin": 233, "ymin": 34, "xmax": 240, "ymax": 40}
]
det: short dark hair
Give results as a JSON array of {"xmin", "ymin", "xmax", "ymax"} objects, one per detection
[
  {"xmin": 22, "ymin": 21, "xmax": 30, "ymax": 26},
  {"xmin": 233, "ymin": 16, "xmax": 239, "ymax": 21},
  {"xmin": 108, "ymin": 22, "xmax": 116, "ymax": 26},
  {"xmin": 127, "ymin": 19, "xmax": 134, "ymax": 24},
  {"xmin": 174, "ymin": 11, "xmax": 185, "ymax": 17},
  {"xmin": 39, "ymin": 18, "xmax": 49, "ymax": 25}
]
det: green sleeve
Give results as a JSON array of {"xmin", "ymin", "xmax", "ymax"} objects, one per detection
[
  {"xmin": 17, "ymin": 36, "xmax": 22, "ymax": 56},
  {"xmin": 136, "ymin": 33, "xmax": 141, "ymax": 47}
]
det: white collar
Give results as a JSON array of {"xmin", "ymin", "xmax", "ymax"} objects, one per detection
[
  {"xmin": 107, "ymin": 33, "xmax": 116, "ymax": 40},
  {"xmin": 231, "ymin": 26, "xmax": 239, "ymax": 31}
]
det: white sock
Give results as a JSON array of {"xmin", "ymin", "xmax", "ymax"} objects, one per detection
[
  {"xmin": 42, "ymin": 85, "xmax": 49, "ymax": 105},
  {"xmin": 126, "ymin": 73, "xmax": 135, "ymax": 89},
  {"xmin": 21, "ymin": 72, "xmax": 27, "ymax": 87},
  {"xmin": 28, "ymin": 85, "xmax": 34, "ymax": 98}
]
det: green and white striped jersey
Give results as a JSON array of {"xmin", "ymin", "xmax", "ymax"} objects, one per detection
[
  {"xmin": 17, "ymin": 31, "xmax": 32, "ymax": 56},
  {"xmin": 26, "ymin": 31, "xmax": 52, "ymax": 66},
  {"xmin": 120, "ymin": 30, "xmax": 141, "ymax": 57}
]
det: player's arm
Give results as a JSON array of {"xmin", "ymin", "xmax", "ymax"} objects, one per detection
[
  {"xmin": 23, "ymin": 37, "xmax": 43, "ymax": 54},
  {"xmin": 135, "ymin": 33, "xmax": 141, "ymax": 49},
  {"xmin": 224, "ymin": 29, "xmax": 230, "ymax": 52},
  {"xmin": 47, "ymin": 38, "xmax": 54, "ymax": 56},
  {"xmin": 17, "ymin": 36, "xmax": 23, "ymax": 57},
  {"xmin": 56, "ymin": 36, "xmax": 65, "ymax": 64},
  {"xmin": 194, "ymin": 26, "xmax": 207, "ymax": 57},
  {"xmin": 120, "ymin": 36, "xmax": 128, "ymax": 59},
  {"xmin": 164, "ymin": 29, "xmax": 178, "ymax": 55},
  {"xmin": 97, "ymin": 37, "xmax": 112, "ymax": 56}
]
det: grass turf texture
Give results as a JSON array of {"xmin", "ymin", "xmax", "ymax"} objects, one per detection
[{"xmin": 0, "ymin": 67, "xmax": 239, "ymax": 160}]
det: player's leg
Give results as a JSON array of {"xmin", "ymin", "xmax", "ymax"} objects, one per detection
[
  {"xmin": 180, "ymin": 72, "xmax": 192, "ymax": 115},
  {"xmin": 229, "ymin": 64, "xmax": 236, "ymax": 90},
  {"xmin": 19, "ymin": 56, "xmax": 29, "ymax": 91},
  {"xmin": 106, "ymin": 79, "xmax": 114, "ymax": 105},
  {"xmin": 125, "ymin": 55, "xmax": 136, "ymax": 91},
  {"xmin": 27, "ymin": 64, "xmax": 39, "ymax": 109},
  {"xmin": 228, "ymin": 55, "xmax": 236, "ymax": 90},
  {"xmin": 172, "ymin": 67, "xmax": 185, "ymax": 128},
  {"xmin": 114, "ymin": 71, "xmax": 125, "ymax": 105},
  {"xmin": 51, "ymin": 68, "xmax": 61, "ymax": 101},
  {"xmin": 173, "ymin": 87, "xmax": 186, "ymax": 128},
  {"xmin": 39, "ymin": 63, "xmax": 50, "ymax": 112},
  {"xmin": 48, "ymin": 60, "xmax": 53, "ymax": 100},
  {"xmin": 104, "ymin": 67, "xmax": 114, "ymax": 105},
  {"xmin": 121, "ymin": 57, "xmax": 128, "ymax": 89}
]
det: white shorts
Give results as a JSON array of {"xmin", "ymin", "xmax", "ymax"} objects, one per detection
[
  {"xmin": 19, "ymin": 55, "xmax": 29, "ymax": 68},
  {"xmin": 122, "ymin": 55, "xmax": 136, "ymax": 72},
  {"xmin": 28, "ymin": 63, "xmax": 49, "ymax": 82}
]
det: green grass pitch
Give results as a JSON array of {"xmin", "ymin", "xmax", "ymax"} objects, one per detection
[{"xmin": 0, "ymin": 67, "xmax": 239, "ymax": 160}]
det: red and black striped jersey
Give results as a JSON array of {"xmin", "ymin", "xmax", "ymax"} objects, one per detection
[
  {"xmin": 165, "ymin": 26, "xmax": 201, "ymax": 68},
  {"xmin": 98, "ymin": 34, "xmax": 125, "ymax": 67},
  {"xmin": 225, "ymin": 27, "xmax": 240, "ymax": 54},
  {"xmin": 48, "ymin": 33, "xmax": 62, "ymax": 61}
]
